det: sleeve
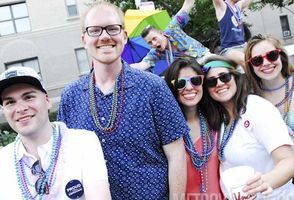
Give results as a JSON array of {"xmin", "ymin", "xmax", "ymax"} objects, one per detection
[
  {"xmin": 150, "ymin": 77, "xmax": 189, "ymax": 145},
  {"xmin": 250, "ymin": 96, "xmax": 293, "ymax": 153},
  {"xmin": 82, "ymin": 130, "xmax": 108, "ymax": 181},
  {"xmin": 169, "ymin": 11, "xmax": 190, "ymax": 30},
  {"xmin": 57, "ymin": 88, "xmax": 70, "ymax": 124},
  {"xmin": 142, "ymin": 49, "xmax": 158, "ymax": 67}
]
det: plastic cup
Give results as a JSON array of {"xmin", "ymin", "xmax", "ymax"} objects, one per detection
[{"xmin": 220, "ymin": 166, "xmax": 255, "ymax": 200}]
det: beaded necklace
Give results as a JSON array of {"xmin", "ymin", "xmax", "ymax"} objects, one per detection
[
  {"xmin": 275, "ymin": 76, "xmax": 294, "ymax": 132},
  {"xmin": 261, "ymin": 77, "xmax": 289, "ymax": 92},
  {"xmin": 217, "ymin": 118, "xmax": 236, "ymax": 161},
  {"xmin": 89, "ymin": 68, "xmax": 125, "ymax": 133},
  {"xmin": 184, "ymin": 109, "xmax": 215, "ymax": 194},
  {"xmin": 13, "ymin": 124, "xmax": 61, "ymax": 200}
]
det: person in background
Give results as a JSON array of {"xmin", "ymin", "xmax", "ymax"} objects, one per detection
[
  {"xmin": 130, "ymin": 0, "xmax": 210, "ymax": 72},
  {"xmin": 244, "ymin": 34, "xmax": 294, "ymax": 139},
  {"xmin": 244, "ymin": 34, "xmax": 294, "ymax": 184},
  {"xmin": 58, "ymin": 1, "xmax": 188, "ymax": 199},
  {"xmin": 164, "ymin": 57, "xmax": 223, "ymax": 199},
  {"xmin": 202, "ymin": 55, "xmax": 294, "ymax": 199},
  {"xmin": 0, "ymin": 66, "xmax": 111, "ymax": 200},
  {"xmin": 212, "ymin": 0, "xmax": 252, "ymax": 68}
]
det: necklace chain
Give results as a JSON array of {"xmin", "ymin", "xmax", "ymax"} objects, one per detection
[
  {"xmin": 217, "ymin": 118, "xmax": 236, "ymax": 161},
  {"xmin": 89, "ymin": 68, "xmax": 125, "ymax": 133},
  {"xmin": 184, "ymin": 109, "xmax": 215, "ymax": 193},
  {"xmin": 275, "ymin": 76, "xmax": 293, "ymax": 108},
  {"xmin": 261, "ymin": 77, "xmax": 289, "ymax": 92},
  {"xmin": 13, "ymin": 124, "xmax": 61, "ymax": 200}
]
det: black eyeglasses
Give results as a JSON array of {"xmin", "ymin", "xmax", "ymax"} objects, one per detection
[
  {"xmin": 248, "ymin": 49, "xmax": 281, "ymax": 67},
  {"xmin": 171, "ymin": 75, "xmax": 204, "ymax": 90},
  {"xmin": 31, "ymin": 160, "xmax": 49, "ymax": 195},
  {"xmin": 84, "ymin": 24, "xmax": 122, "ymax": 37},
  {"xmin": 205, "ymin": 72, "xmax": 232, "ymax": 88}
]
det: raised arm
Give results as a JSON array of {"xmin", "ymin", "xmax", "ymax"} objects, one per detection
[
  {"xmin": 179, "ymin": 0, "xmax": 195, "ymax": 14},
  {"xmin": 212, "ymin": 0, "xmax": 227, "ymax": 21},
  {"xmin": 236, "ymin": 0, "xmax": 252, "ymax": 10}
]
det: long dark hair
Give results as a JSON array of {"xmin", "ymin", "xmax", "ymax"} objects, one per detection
[
  {"xmin": 202, "ymin": 55, "xmax": 251, "ymax": 130},
  {"xmin": 164, "ymin": 57, "xmax": 207, "ymax": 119}
]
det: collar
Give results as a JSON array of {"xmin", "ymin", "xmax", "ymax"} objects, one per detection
[
  {"xmin": 16, "ymin": 134, "xmax": 54, "ymax": 163},
  {"xmin": 82, "ymin": 61, "xmax": 135, "ymax": 91}
]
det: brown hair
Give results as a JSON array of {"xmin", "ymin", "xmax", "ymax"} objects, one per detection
[
  {"xmin": 244, "ymin": 34, "xmax": 294, "ymax": 95},
  {"xmin": 81, "ymin": 1, "xmax": 125, "ymax": 33},
  {"xmin": 201, "ymin": 55, "xmax": 251, "ymax": 130}
]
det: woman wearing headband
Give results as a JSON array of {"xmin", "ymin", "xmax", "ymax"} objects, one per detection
[
  {"xmin": 244, "ymin": 34, "xmax": 294, "ymax": 141},
  {"xmin": 202, "ymin": 55, "xmax": 294, "ymax": 199},
  {"xmin": 164, "ymin": 57, "xmax": 223, "ymax": 199}
]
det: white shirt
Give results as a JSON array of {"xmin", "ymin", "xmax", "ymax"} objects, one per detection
[
  {"xmin": 0, "ymin": 122, "xmax": 108, "ymax": 200},
  {"xmin": 220, "ymin": 95, "xmax": 294, "ymax": 199}
]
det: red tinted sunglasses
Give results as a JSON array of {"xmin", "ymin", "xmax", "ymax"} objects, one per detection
[{"xmin": 248, "ymin": 49, "xmax": 281, "ymax": 67}]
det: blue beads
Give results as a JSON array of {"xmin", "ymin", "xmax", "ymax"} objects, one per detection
[
  {"xmin": 217, "ymin": 118, "xmax": 236, "ymax": 161},
  {"xmin": 13, "ymin": 123, "xmax": 61, "ymax": 199},
  {"xmin": 184, "ymin": 108, "xmax": 215, "ymax": 194}
]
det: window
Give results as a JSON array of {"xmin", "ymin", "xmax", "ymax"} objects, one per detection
[
  {"xmin": 280, "ymin": 15, "xmax": 291, "ymax": 38},
  {"xmin": 65, "ymin": 0, "xmax": 78, "ymax": 17},
  {"xmin": 0, "ymin": 2, "xmax": 30, "ymax": 36},
  {"xmin": 75, "ymin": 48, "xmax": 90, "ymax": 74},
  {"xmin": 5, "ymin": 58, "xmax": 41, "ymax": 78}
]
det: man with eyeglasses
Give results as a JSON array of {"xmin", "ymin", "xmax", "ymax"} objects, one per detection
[
  {"xmin": 58, "ymin": 1, "xmax": 189, "ymax": 200},
  {"xmin": 0, "ymin": 66, "xmax": 111, "ymax": 199},
  {"xmin": 130, "ymin": 0, "xmax": 211, "ymax": 72}
]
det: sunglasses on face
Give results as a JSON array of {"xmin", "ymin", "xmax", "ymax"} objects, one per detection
[
  {"xmin": 31, "ymin": 160, "xmax": 49, "ymax": 195},
  {"xmin": 248, "ymin": 49, "xmax": 281, "ymax": 67},
  {"xmin": 171, "ymin": 75, "xmax": 204, "ymax": 90},
  {"xmin": 205, "ymin": 72, "xmax": 232, "ymax": 88}
]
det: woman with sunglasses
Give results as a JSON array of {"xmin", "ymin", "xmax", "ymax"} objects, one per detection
[
  {"xmin": 244, "ymin": 34, "xmax": 294, "ymax": 140},
  {"xmin": 202, "ymin": 55, "xmax": 294, "ymax": 199},
  {"xmin": 164, "ymin": 57, "xmax": 223, "ymax": 199}
]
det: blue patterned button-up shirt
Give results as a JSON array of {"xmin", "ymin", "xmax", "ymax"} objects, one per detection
[
  {"xmin": 57, "ymin": 62, "xmax": 189, "ymax": 200},
  {"xmin": 142, "ymin": 11, "xmax": 209, "ymax": 69}
]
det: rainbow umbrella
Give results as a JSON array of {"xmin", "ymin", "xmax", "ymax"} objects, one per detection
[{"xmin": 122, "ymin": 9, "xmax": 171, "ymax": 75}]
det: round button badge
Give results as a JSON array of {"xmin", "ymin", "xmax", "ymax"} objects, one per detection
[{"xmin": 65, "ymin": 179, "xmax": 84, "ymax": 199}]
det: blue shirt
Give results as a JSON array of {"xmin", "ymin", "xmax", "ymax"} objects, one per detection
[
  {"xmin": 143, "ymin": 11, "xmax": 209, "ymax": 70},
  {"xmin": 58, "ymin": 62, "xmax": 189, "ymax": 200},
  {"xmin": 219, "ymin": 2, "xmax": 245, "ymax": 50}
]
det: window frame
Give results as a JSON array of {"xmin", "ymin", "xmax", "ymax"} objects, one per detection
[
  {"xmin": 75, "ymin": 48, "xmax": 90, "ymax": 75},
  {"xmin": 0, "ymin": 2, "xmax": 30, "ymax": 36}
]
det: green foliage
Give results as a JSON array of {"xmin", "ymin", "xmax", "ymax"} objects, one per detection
[
  {"xmin": 49, "ymin": 110, "xmax": 58, "ymax": 122},
  {"xmin": 0, "ymin": 111, "xmax": 58, "ymax": 147},
  {"xmin": 251, "ymin": 0, "xmax": 293, "ymax": 10},
  {"xmin": 0, "ymin": 130, "xmax": 17, "ymax": 147}
]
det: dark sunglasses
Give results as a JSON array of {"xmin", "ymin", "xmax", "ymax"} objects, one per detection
[
  {"xmin": 31, "ymin": 160, "xmax": 49, "ymax": 195},
  {"xmin": 205, "ymin": 72, "xmax": 232, "ymax": 88},
  {"xmin": 171, "ymin": 75, "xmax": 204, "ymax": 90},
  {"xmin": 248, "ymin": 49, "xmax": 281, "ymax": 67}
]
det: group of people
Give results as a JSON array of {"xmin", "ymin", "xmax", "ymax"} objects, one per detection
[{"xmin": 0, "ymin": 0, "xmax": 294, "ymax": 200}]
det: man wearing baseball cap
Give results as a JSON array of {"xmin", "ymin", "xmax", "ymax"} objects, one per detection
[{"xmin": 0, "ymin": 66, "xmax": 111, "ymax": 199}]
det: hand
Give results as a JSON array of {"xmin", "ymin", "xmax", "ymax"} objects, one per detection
[{"xmin": 242, "ymin": 172, "xmax": 273, "ymax": 196}]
